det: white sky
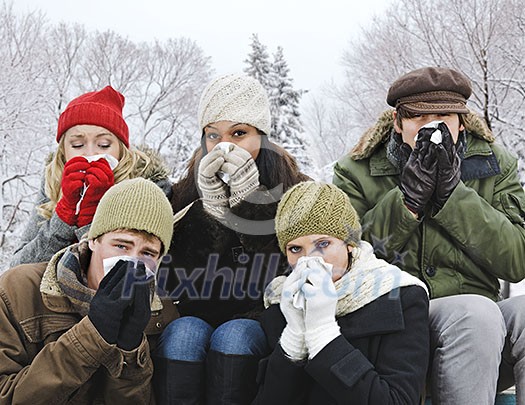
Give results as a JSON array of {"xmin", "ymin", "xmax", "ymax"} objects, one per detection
[{"xmin": 12, "ymin": 0, "xmax": 393, "ymax": 94}]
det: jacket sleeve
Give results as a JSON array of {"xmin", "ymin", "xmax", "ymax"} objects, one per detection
[
  {"xmin": 334, "ymin": 158, "xmax": 421, "ymax": 260},
  {"xmin": 304, "ymin": 286, "xmax": 429, "ymax": 405},
  {"xmin": 10, "ymin": 178, "xmax": 84, "ymax": 267},
  {"xmin": 432, "ymin": 153, "xmax": 525, "ymax": 282},
  {"xmin": 253, "ymin": 305, "xmax": 309, "ymax": 405},
  {"xmin": 102, "ymin": 336, "xmax": 154, "ymax": 404},
  {"xmin": 0, "ymin": 304, "xmax": 127, "ymax": 405}
]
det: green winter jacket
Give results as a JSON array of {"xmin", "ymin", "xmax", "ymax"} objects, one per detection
[{"xmin": 334, "ymin": 110, "xmax": 525, "ymax": 301}]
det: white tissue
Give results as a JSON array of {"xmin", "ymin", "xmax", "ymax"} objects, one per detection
[
  {"xmin": 102, "ymin": 255, "xmax": 156, "ymax": 280},
  {"xmin": 421, "ymin": 120, "xmax": 444, "ymax": 145},
  {"xmin": 214, "ymin": 142, "xmax": 236, "ymax": 184},
  {"xmin": 84, "ymin": 154, "xmax": 119, "ymax": 170},
  {"xmin": 74, "ymin": 154, "xmax": 120, "ymax": 215},
  {"xmin": 292, "ymin": 256, "xmax": 333, "ymax": 310}
]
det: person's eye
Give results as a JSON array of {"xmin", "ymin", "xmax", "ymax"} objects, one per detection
[
  {"xmin": 115, "ymin": 244, "xmax": 127, "ymax": 250},
  {"xmin": 288, "ymin": 246, "xmax": 301, "ymax": 254},
  {"xmin": 70, "ymin": 143, "xmax": 84, "ymax": 149},
  {"xmin": 316, "ymin": 240, "xmax": 330, "ymax": 249},
  {"xmin": 98, "ymin": 143, "xmax": 111, "ymax": 149},
  {"xmin": 142, "ymin": 251, "xmax": 154, "ymax": 257},
  {"xmin": 232, "ymin": 130, "xmax": 247, "ymax": 137},
  {"xmin": 206, "ymin": 133, "xmax": 220, "ymax": 140}
]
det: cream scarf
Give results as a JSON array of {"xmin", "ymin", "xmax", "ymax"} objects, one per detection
[{"xmin": 264, "ymin": 241, "xmax": 428, "ymax": 317}]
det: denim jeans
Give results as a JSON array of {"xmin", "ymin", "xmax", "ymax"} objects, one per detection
[
  {"xmin": 428, "ymin": 294, "xmax": 525, "ymax": 405},
  {"xmin": 155, "ymin": 316, "xmax": 268, "ymax": 362}
]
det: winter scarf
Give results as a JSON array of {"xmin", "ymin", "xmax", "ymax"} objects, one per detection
[{"xmin": 264, "ymin": 241, "xmax": 428, "ymax": 317}]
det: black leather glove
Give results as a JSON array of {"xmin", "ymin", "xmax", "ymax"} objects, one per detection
[
  {"xmin": 432, "ymin": 122, "xmax": 461, "ymax": 210},
  {"xmin": 117, "ymin": 262, "xmax": 152, "ymax": 351},
  {"xmin": 399, "ymin": 127, "xmax": 438, "ymax": 216},
  {"xmin": 88, "ymin": 260, "xmax": 135, "ymax": 344}
]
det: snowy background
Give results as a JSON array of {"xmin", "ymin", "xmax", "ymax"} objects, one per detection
[{"xmin": 1, "ymin": 0, "xmax": 525, "ymax": 295}]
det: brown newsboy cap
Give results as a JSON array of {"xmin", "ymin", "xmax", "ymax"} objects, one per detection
[{"xmin": 386, "ymin": 67, "xmax": 472, "ymax": 114}]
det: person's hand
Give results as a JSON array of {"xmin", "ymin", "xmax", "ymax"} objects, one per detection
[
  {"xmin": 220, "ymin": 145, "xmax": 260, "ymax": 207},
  {"xmin": 88, "ymin": 260, "xmax": 136, "ymax": 344},
  {"xmin": 432, "ymin": 122, "xmax": 461, "ymax": 210},
  {"xmin": 55, "ymin": 156, "xmax": 91, "ymax": 225},
  {"xmin": 197, "ymin": 147, "xmax": 229, "ymax": 218},
  {"xmin": 279, "ymin": 265, "xmax": 308, "ymax": 361},
  {"xmin": 302, "ymin": 262, "xmax": 340, "ymax": 359},
  {"xmin": 77, "ymin": 159, "xmax": 115, "ymax": 227},
  {"xmin": 399, "ymin": 127, "xmax": 438, "ymax": 216},
  {"xmin": 116, "ymin": 261, "xmax": 152, "ymax": 351}
]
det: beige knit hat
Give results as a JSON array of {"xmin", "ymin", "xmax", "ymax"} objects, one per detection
[
  {"xmin": 275, "ymin": 181, "xmax": 362, "ymax": 253},
  {"xmin": 88, "ymin": 178, "xmax": 173, "ymax": 255},
  {"xmin": 197, "ymin": 73, "xmax": 271, "ymax": 135}
]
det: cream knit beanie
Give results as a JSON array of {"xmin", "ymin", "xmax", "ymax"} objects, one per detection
[
  {"xmin": 88, "ymin": 178, "xmax": 174, "ymax": 255},
  {"xmin": 197, "ymin": 73, "xmax": 271, "ymax": 135},
  {"xmin": 275, "ymin": 181, "xmax": 362, "ymax": 253}
]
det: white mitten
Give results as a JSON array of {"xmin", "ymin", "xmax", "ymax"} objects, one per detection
[
  {"xmin": 302, "ymin": 260, "xmax": 341, "ymax": 359},
  {"xmin": 279, "ymin": 264, "xmax": 308, "ymax": 361},
  {"xmin": 197, "ymin": 147, "xmax": 228, "ymax": 218},
  {"xmin": 220, "ymin": 145, "xmax": 260, "ymax": 207}
]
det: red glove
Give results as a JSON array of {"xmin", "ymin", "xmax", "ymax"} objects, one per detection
[
  {"xmin": 55, "ymin": 156, "xmax": 90, "ymax": 225},
  {"xmin": 77, "ymin": 159, "xmax": 115, "ymax": 227}
]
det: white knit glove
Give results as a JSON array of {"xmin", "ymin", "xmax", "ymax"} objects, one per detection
[
  {"xmin": 220, "ymin": 145, "xmax": 260, "ymax": 207},
  {"xmin": 197, "ymin": 147, "xmax": 228, "ymax": 218},
  {"xmin": 279, "ymin": 262, "xmax": 308, "ymax": 361},
  {"xmin": 303, "ymin": 261, "xmax": 341, "ymax": 359}
]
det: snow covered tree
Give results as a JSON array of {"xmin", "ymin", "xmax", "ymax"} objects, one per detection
[
  {"xmin": 243, "ymin": 33, "xmax": 271, "ymax": 90},
  {"xmin": 244, "ymin": 37, "xmax": 309, "ymax": 172},
  {"xmin": 268, "ymin": 46, "xmax": 309, "ymax": 171}
]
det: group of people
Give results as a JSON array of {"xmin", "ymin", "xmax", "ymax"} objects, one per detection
[{"xmin": 0, "ymin": 65, "xmax": 524, "ymax": 405}]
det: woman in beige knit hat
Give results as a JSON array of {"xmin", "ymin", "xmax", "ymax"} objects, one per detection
[
  {"xmin": 156, "ymin": 73, "xmax": 309, "ymax": 404},
  {"xmin": 11, "ymin": 86, "xmax": 172, "ymax": 267},
  {"xmin": 253, "ymin": 181, "xmax": 430, "ymax": 405}
]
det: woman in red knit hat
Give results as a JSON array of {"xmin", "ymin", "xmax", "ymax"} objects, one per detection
[{"xmin": 11, "ymin": 86, "xmax": 172, "ymax": 266}]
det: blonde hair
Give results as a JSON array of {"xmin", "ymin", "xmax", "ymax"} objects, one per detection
[{"xmin": 38, "ymin": 137, "xmax": 153, "ymax": 219}]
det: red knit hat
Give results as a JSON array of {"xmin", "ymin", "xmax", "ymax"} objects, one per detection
[{"xmin": 56, "ymin": 86, "xmax": 129, "ymax": 147}]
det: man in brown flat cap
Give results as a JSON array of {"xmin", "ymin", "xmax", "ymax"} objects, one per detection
[{"xmin": 334, "ymin": 66, "xmax": 525, "ymax": 404}]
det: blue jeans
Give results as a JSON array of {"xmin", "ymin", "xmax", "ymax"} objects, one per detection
[{"xmin": 155, "ymin": 316, "xmax": 268, "ymax": 362}]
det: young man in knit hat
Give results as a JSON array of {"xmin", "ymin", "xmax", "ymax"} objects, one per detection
[
  {"xmin": 0, "ymin": 178, "xmax": 177, "ymax": 403},
  {"xmin": 334, "ymin": 67, "xmax": 525, "ymax": 404}
]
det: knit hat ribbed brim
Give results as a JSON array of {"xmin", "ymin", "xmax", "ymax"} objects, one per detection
[
  {"xmin": 88, "ymin": 178, "xmax": 173, "ymax": 255},
  {"xmin": 275, "ymin": 182, "xmax": 362, "ymax": 253},
  {"xmin": 197, "ymin": 73, "xmax": 271, "ymax": 135},
  {"xmin": 57, "ymin": 86, "xmax": 129, "ymax": 147}
]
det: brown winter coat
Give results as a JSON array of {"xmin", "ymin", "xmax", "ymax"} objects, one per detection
[{"xmin": 0, "ymin": 255, "xmax": 178, "ymax": 404}]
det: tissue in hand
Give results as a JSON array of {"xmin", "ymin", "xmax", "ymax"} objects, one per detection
[
  {"xmin": 75, "ymin": 154, "xmax": 120, "ymax": 215},
  {"xmin": 102, "ymin": 255, "xmax": 156, "ymax": 280},
  {"xmin": 292, "ymin": 256, "xmax": 333, "ymax": 310},
  {"xmin": 214, "ymin": 142, "xmax": 236, "ymax": 184}
]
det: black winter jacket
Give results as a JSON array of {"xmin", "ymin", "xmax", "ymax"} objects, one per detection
[{"xmin": 254, "ymin": 285, "xmax": 429, "ymax": 405}]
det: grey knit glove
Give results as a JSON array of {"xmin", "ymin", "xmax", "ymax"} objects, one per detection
[
  {"xmin": 221, "ymin": 145, "xmax": 260, "ymax": 207},
  {"xmin": 197, "ymin": 147, "xmax": 229, "ymax": 218}
]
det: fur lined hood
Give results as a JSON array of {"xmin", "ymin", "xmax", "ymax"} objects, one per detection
[{"xmin": 350, "ymin": 110, "xmax": 495, "ymax": 161}]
